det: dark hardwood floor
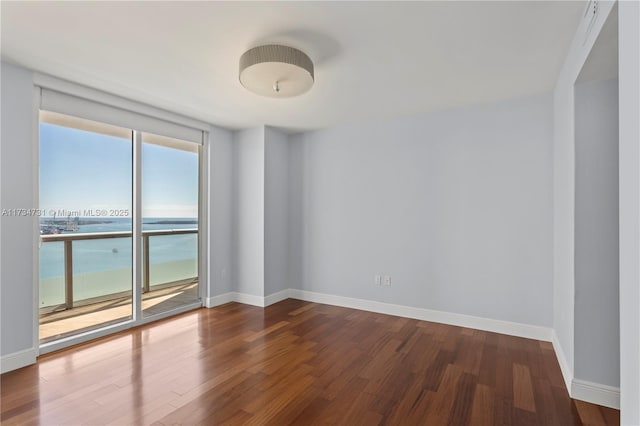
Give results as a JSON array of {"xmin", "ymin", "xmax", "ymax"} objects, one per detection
[{"xmin": 1, "ymin": 299, "xmax": 619, "ymax": 425}]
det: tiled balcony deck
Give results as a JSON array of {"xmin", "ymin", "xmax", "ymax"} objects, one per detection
[{"xmin": 39, "ymin": 282, "xmax": 199, "ymax": 342}]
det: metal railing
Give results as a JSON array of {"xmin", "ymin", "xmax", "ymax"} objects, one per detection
[{"xmin": 41, "ymin": 229, "xmax": 198, "ymax": 310}]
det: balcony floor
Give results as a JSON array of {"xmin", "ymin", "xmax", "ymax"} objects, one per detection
[{"xmin": 39, "ymin": 282, "xmax": 199, "ymax": 342}]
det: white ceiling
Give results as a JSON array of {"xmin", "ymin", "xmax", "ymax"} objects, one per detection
[{"xmin": 1, "ymin": 1, "xmax": 584, "ymax": 132}]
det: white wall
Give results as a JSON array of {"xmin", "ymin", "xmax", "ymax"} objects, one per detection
[
  {"xmin": 232, "ymin": 127, "xmax": 265, "ymax": 297},
  {"xmin": 0, "ymin": 62, "xmax": 37, "ymax": 368},
  {"xmin": 209, "ymin": 125, "xmax": 234, "ymax": 296},
  {"xmin": 574, "ymin": 78, "xmax": 619, "ymax": 388},
  {"xmin": 618, "ymin": 1, "xmax": 640, "ymax": 423},
  {"xmin": 264, "ymin": 126, "xmax": 289, "ymax": 296},
  {"xmin": 552, "ymin": 0, "xmax": 616, "ymax": 390},
  {"xmin": 289, "ymin": 93, "xmax": 553, "ymax": 327}
]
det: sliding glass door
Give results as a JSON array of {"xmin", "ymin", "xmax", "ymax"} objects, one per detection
[
  {"xmin": 38, "ymin": 112, "xmax": 201, "ymax": 345},
  {"xmin": 141, "ymin": 132, "xmax": 200, "ymax": 317},
  {"xmin": 39, "ymin": 112, "xmax": 133, "ymax": 343}
]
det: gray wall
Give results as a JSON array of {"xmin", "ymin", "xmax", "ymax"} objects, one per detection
[
  {"xmin": 264, "ymin": 126, "xmax": 289, "ymax": 295},
  {"xmin": 574, "ymin": 78, "xmax": 619, "ymax": 387},
  {"xmin": 209, "ymin": 125, "xmax": 234, "ymax": 296},
  {"xmin": 289, "ymin": 93, "xmax": 554, "ymax": 326},
  {"xmin": 1, "ymin": 62, "xmax": 36, "ymax": 358},
  {"xmin": 289, "ymin": 132, "xmax": 304, "ymax": 292},
  {"xmin": 232, "ymin": 127, "xmax": 265, "ymax": 297},
  {"xmin": 618, "ymin": 1, "xmax": 640, "ymax": 421},
  {"xmin": 231, "ymin": 125, "xmax": 290, "ymax": 298}
]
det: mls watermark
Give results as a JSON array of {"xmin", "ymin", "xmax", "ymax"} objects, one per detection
[
  {"xmin": 1, "ymin": 208, "xmax": 45, "ymax": 217},
  {"xmin": 1, "ymin": 208, "xmax": 130, "ymax": 217}
]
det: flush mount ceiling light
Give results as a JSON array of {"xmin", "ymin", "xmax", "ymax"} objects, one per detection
[{"xmin": 239, "ymin": 44, "xmax": 314, "ymax": 98}]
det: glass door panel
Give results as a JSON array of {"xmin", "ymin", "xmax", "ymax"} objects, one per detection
[
  {"xmin": 39, "ymin": 111, "xmax": 133, "ymax": 343},
  {"xmin": 39, "ymin": 241, "xmax": 65, "ymax": 309},
  {"xmin": 141, "ymin": 132, "xmax": 200, "ymax": 317}
]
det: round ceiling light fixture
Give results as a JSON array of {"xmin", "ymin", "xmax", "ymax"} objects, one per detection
[{"xmin": 239, "ymin": 44, "xmax": 314, "ymax": 98}]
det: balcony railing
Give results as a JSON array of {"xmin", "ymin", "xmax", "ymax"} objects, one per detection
[{"xmin": 41, "ymin": 229, "xmax": 198, "ymax": 310}]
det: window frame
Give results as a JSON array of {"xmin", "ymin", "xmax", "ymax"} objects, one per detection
[{"xmin": 33, "ymin": 75, "xmax": 209, "ymax": 355}]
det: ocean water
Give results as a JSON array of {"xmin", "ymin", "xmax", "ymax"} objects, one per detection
[{"xmin": 39, "ymin": 218, "xmax": 198, "ymax": 307}]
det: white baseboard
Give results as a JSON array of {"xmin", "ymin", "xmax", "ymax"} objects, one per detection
[
  {"xmin": 552, "ymin": 330, "xmax": 573, "ymax": 394},
  {"xmin": 572, "ymin": 379, "xmax": 620, "ymax": 409},
  {"xmin": 264, "ymin": 289, "xmax": 291, "ymax": 307},
  {"xmin": 550, "ymin": 330, "xmax": 620, "ymax": 409},
  {"xmin": 205, "ymin": 292, "xmax": 235, "ymax": 308},
  {"xmin": 288, "ymin": 289, "xmax": 552, "ymax": 342},
  {"xmin": 208, "ymin": 288, "xmax": 553, "ymax": 343},
  {"xmin": 205, "ymin": 289, "xmax": 291, "ymax": 308},
  {"xmin": 234, "ymin": 292, "xmax": 269, "ymax": 307},
  {"xmin": 1, "ymin": 347, "xmax": 37, "ymax": 374}
]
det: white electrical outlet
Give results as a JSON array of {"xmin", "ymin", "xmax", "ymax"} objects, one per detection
[
  {"xmin": 375, "ymin": 275, "xmax": 382, "ymax": 286},
  {"xmin": 384, "ymin": 275, "xmax": 391, "ymax": 286}
]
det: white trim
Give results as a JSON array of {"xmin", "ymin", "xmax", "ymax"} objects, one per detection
[
  {"xmin": 204, "ymin": 289, "xmax": 290, "ymax": 308},
  {"xmin": 234, "ymin": 292, "xmax": 268, "ymax": 307},
  {"xmin": 40, "ymin": 320, "xmax": 133, "ymax": 356},
  {"xmin": 1, "ymin": 348, "xmax": 38, "ymax": 373},
  {"xmin": 132, "ymin": 130, "xmax": 142, "ymax": 322},
  {"xmin": 288, "ymin": 289, "xmax": 552, "ymax": 342},
  {"xmin": 264, "ymin": 289, "xmax": 291, "ymax": 307},
  {"xmin": 204, "ymin": 291, "xmax": 264, "ymax": 307},
  {"xmin": 552, "ymin": 329, "xmax": 574, "ymax": 394},
  {"xmin": 552, "ymin": 1, "xmax": 616, "ymax": 417},
  {"xmin": 33, "ymin": 73, "xmax": 210, "ymax": 132},
  {"xmin": 199, "ymin": 132, "xmax": 209, "ymax": 306},
  {"xmin": 205, "ymin": 292, "xmax": 235, "ymax": 308},
  {"xmin": 572, "ymin": 379, "xmax": 620, "ymax": 410},
  {"xmin": 32, "ymin": 86, "xmax": 41, "ymax": 354}
]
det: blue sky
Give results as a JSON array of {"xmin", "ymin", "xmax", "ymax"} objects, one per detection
[{"xmin": 40, "ymin": 123, "xmax": 198, "ymax": 218}]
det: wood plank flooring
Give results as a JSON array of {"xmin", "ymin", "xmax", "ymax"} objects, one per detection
[{"xmin": 1, "ymin": 299, "xmax": 619, "ymax": 425}]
